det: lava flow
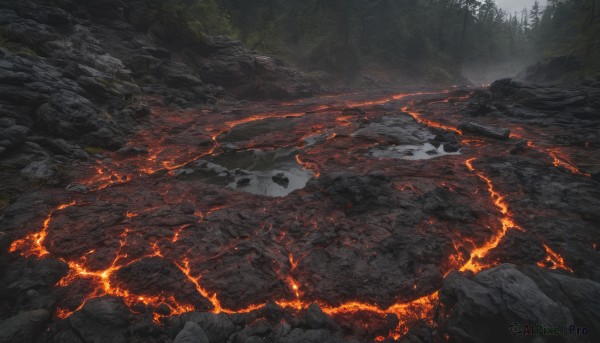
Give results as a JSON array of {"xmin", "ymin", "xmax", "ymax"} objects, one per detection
[
  {"xmin": 510, "ymin": 132, "xmax": 591, "ymax": 177},
  {"xmin": 401, "ymin": 106, "xmax": 463, "ymax": 135},
  {"xmin": 6, "ymin": 88, "xmax": 585, "ymax": 342},
  {"xmin": 459, "ymin": 158, "xmax": 523, "ymax": 273},
  {"xmin": 55, "ymin": 229, "xmax": 196, "ymax": 322},
  {"xmin": 9, "ymin": 201, "xmax": 77, "ymax": 258},
  {"xmin": 537, "ymin": 244, "xmax": 574, "ymax": 272}
]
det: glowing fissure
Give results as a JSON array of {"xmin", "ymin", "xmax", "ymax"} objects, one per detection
[
  {"xmin": 345, "ymin": 91, "xmax": 444, "ymax": 108},
  {"xmin": 295, "ymin": 154, "xmax": 321, "ymax": 178},
  {"xmin": 401, "ymin": 106, "xmax": 463, "ymax": 135},
  {"xmin": 537, "ymin": 244, "xmax": 574, "ymax": 272},
  {"xmin": 55, "ymin": 229, "xmax": 195, "ymax": 321},
  {"xmin": 9, "ymin": 201, "xmax": 77, "ymax": 258},
  {"xmin": 510, "ymin": 133, "xmax": 590, "ymax": 177},
  {"xmin": 458, "ymin": 158, "xmax": 523, "ymax": 272},
  {"xmin": 8, "ymin": 90, "xmax": 577, "ymax": 341}
]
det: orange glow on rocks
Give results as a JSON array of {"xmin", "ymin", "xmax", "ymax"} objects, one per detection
[
  {"xmin": 511, "ymin": 132, "xmax": 590, "ymax": 177},
  {"xmin": 9, "ymin": 201, "xmax": 76, "ymax": 257},
  {"xmin": 346, "ymin": 91, "xmax": 442, "ymax": 107},
  {"xmin": 547, "ymin": 148, "xmax": 590, "ymax": 176},
  {"xmin": 56, "ymin": 230, "xmax": 198, "ymax": 321},
  {"xmin": 402, "ymin": 106, "xmax": 463, "ymax": 135},
  {"xmin": 460, "ymin": 158, "xmax": 522, "ymax": 273},
  {"xmin": 537, "ymin": 244, "xmax": 574, "ymax": 272},
  {"xmin": 295, "ymin": 154, "xmax": 320, "ymax": 178},
  {"xmin": 7, "ymin": 88, "xmax": 588, "ymax": 342}
]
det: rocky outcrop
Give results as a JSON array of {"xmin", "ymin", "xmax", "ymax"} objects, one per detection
[
  {"xmin": 458, "ymin": 122, "xmax": 510, "ymax": 140},
  {"xmin": 519, "ymin": 56, "xmax": 583, "ymax": 84},
  {"xmin": 0, "ymin": 0, "xmax": 319, "ymax": 215},
  {"xmin": 439, "ymin": 264, "xmax": 600, "ymax": 343},
  {"xmin": 489, "ymin": 78, "xmax": 598, "ymax": 113},
  {"xmin": 0, "ymin": 309, "xmax": 50, "ymax": 343},
  {"xmin": 68, "ymin": 297, "xmax": 131, "ymax": 343},
  {"xmin": 196, "ymin": 37, "xmax": 317, "ymax": 99}
]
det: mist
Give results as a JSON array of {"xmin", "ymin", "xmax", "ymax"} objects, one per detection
[{"xmin": 1, "ymin": 1, "xmax": 600, "ymax": 343}]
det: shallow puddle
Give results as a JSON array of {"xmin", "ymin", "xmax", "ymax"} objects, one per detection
[
  {"xmin": 185, "ymin": 148, "xmax": 313, "ymax": 197},
  {"xmin": 370, "ymin": 142, "xmax": 461, "ymax": 160}
]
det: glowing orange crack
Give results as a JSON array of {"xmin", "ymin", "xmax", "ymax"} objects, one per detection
[
  {"xmin": 174, "ymin": 257, "xmax": 436, "ymax": 339},
  {"xmin": 511, "ymin": 133, "xmax": 590, "ymax": 177},
  {"xmin": 56, "ymin": 233, "xmax": 195, "ymax": 321},
  {"xmin": 460, "ymin": 158, "xmax": 523, "ymax": 273},
  {"xmin": 9, "ymin": 201, "xmax": 77, "ymax": 258},
  {"xmin": 295, "ymin": 154, "xmax": 320, "ymax": 178},
  {"xmin": 401, "ymin": 106, "xmax": 463, "ymax": 135},
  {"xmin": 12, "ymin": 91, "xmax": 534, "ymax": 340},
  {"xmin": 345, "ymin": 91, "xmax": 444, "ymax": 108},
  {"xmin": 537, "ymin": 244, "xmax": 574, "ymax": 272}
]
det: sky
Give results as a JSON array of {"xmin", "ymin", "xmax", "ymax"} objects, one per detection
[{"xmin": 495, "ymin": 0, "xmax": 547, "ymax": 13}]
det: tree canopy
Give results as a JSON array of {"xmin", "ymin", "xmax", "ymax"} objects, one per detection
[{"xmin": 168, "ymin": 0, "xmax": 600, "ymax": 81}]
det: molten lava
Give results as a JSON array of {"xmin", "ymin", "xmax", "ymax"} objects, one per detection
[
  {"xmin": 7, "ymin": 89, "xmax": 583, "ymax": 342},
  {"xmin": 9, "ymin": 201, "xmax": 77, "ymax": 258},
  {"xmin": 537, "ymin": 244, "xmax": 574, "ymax": 272},
  {"xmin": 295, "ymin": 154, "xmax": 321, "ymax": 178},
  {"xmin": 510, "ymin": 132, "xmax": 590, "ymax": 177},
  {"xmin": 401, "ymin": 106, "xmax": 463, "ymax": 135},
  {"xmin": 460, "ymin": 158, "xmax": 522, "ymax": 273}
]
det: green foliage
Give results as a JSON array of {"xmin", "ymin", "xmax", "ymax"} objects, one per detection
[
  {"xmin": 146, "ymin": 0, "xmax": 235, "ymax": 43},
  {"xmin": 216, "ymin": 0, "xmax": 540, "ymax": 79},
  {"xmin": 531, "ymin": 0, "xmax": 600, "ymax": 75},
  {"xmin": 0, "ymin": 29, "xmax": 37, "ymax": 56},
  {"xmin": 83, "ymin": 147, "xmax": 104, "ymax": 155}
]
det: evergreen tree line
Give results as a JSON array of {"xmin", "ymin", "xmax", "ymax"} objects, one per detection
[{"xmin": 171, "ymin": 0, "xmax": 600, "ymax": 80}]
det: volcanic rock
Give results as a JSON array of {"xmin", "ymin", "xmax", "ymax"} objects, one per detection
[
  {"xmin": 113, "ymin": 257, "xmax": 212, "ymax": 311},
  {"xmin": 173, "ymin": 321, "xmax": 209, "ymax": 343},
  {"xmin": 5, "ymin": 258, "xmax": 68, "ymax": 294},
  {"xmin": 115, "ymin": 146, "xmax": 148, "ymax": 156},
  {"xmin": 68, "ymin": 297, "xmax": 130, "ymax": 343},
  {"xmin": 0, "ymin": 231, "xmax": 9, "ymax": 256},
  {"xmin": 279, "ymin": 328, "xmax": 347, "ymax": 343},
  {"xmin": 197, "ymin": 37, "xmax": 317, "ymax": 99},
  {"xmin": 353, "ymin": 115, "xmax": 432, "ymax": 145},
  {"xmin": 186, "ymin": 312, "xmax": 239, "ymax": 343},
  {"xmin": 509, "ymin": 140, "xmax": 528, "ymax": 154},
  {"xmin": 458, "ymin": 122, "xmax": 510, "ymax": 140},
  {"xmin": 439, "ymin": 264, "xmax": 600, "ymax": 343},
  {"xmin": 303, "ymin": 304, "xmax": 330, "ymax": 330},
  {"xmin": 237, "ymin": 178, "xmax": 251, "ymax": 187},
  {"xmin": 272, "ymin": 173, "xmax": 289, "ymax": 187},
  {"xmin": 65, "ymin": 183, "xmax": 89, "ymax": 193},
  {"xmin": 321, "ymin": 173, "xmax": 395, "ymax": 214},
  {"xmin": 490, "ymin": 78, "xmax": 591, "ymax": 111},
  {"xmin": 19, "ymin": 159, "xmax": 57, "ymax": 181},
  {"xmin": 422, "ymin": 187, "xmax": 479, "ymax": 222},
  {"xmin": 0, "ymin": 123, "xmax": 29, "ymax": 153},
  {"xmin": 0, "ymin": 309, "xmax": 50, "ymax": 343}
]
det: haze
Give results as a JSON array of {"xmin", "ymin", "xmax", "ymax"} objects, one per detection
[{"xmin": 496, "ymin": 0, "xmax": 547, "ymax": 12}]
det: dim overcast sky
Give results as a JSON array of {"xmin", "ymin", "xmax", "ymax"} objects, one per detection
[{"xmin": 495, "ymin": 0, "xmax": 547, "ymax": 13}]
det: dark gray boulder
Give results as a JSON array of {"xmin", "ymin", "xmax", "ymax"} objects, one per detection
[
  {"xmin": 303, "ymin": 304, "xmax": 329, "ymax": 330},
  {"xmin": 321, "ymin": 173, "xmax": 396, "ymax": 214},
  {"xmin": 458, "ymin": 122, "xmax": 510, "ymax": 140},
  {"xmin": 173, "ymin": 322, "xmax": 210, "ymax": 343},
  {"xmin": 68, "ymin": 297, "xmax": 131, "ymax": 343},
  {"xmin": 0, "ymin": 309, "xmax": 50, "ymax": 343},
  {"xmin": 186, "ymin": 312, "xmax": 239, "ymax": 343},
  {"xmin": 439, "ymin": 264, "xmax": 600, "ymax": 343}
]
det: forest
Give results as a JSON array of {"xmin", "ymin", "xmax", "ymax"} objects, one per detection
[{"xmin": 154, "ymin": 0, "xmax": 600, "ymax": 82}]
